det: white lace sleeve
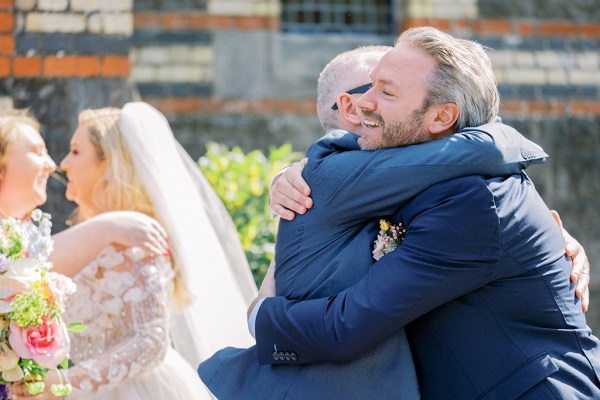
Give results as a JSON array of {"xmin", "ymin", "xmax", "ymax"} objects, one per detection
[{"xmin": 62, "ymin": 246, "xmax": 174, "ymax": 396}]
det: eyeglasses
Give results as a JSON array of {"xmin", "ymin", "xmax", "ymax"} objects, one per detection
[{"xmin": 331, "ymin": 83, "xmax": 373, "ymax": 110}]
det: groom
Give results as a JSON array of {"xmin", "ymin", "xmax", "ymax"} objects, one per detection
[
  {"xmin": 199, "ymin": 30, "xmax": 568, "ymax": 399},
  {"xmin": 249, "ymin": 27, "xmax": 600, "ymax": 399}
]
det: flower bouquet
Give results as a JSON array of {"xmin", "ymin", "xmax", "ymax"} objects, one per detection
[
  {"xmin": 0, "ymin": 210, "xmax": 79, "ymax": 398},
  {"xmin": 372, "ymin": 219, "xmax": 406, "ymax": 261}
]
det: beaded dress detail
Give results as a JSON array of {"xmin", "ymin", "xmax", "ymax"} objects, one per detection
[{"xmin": 62, "ymin": 245, "xmax": 212, "ymax": 399}]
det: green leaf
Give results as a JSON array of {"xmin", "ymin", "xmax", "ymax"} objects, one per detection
[
  {"xmin": 58, "ymin": 357, "xmax": 70, "ymax": 369},
  {"xmin": 66, "ymin": 321, "xmax": 87, "ymax": 333}
]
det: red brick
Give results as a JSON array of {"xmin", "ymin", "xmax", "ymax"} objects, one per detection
[
  {"xmin": 102, "ymin": 55, "xmax": 130, "ymax": 77},
  {"xmin": 156, "ymin": 97, "xmax": 201, "ymax": 114},
  {"xmin": 475, "ymin": 20, "xmax": 511, "ymax": 35},
  {"xmin": 515, "ymin": 22, "xmax": 535, "ymax": 36},
  {"xmin": 570, "ymin": 101, "xmax": 600, "ymax": 116},
  {"xmin": 500, "ymin": 100, "xmax": 524, "ymax": 115},
  {"xmin": 235, "ymin": 16, "xmax": 273, "ymax": 30},
  {"xmin": 43, "ymin": 55, "xmax": 101, "ymax": 77},
  {"xmin": 528, "ymin": 101, "xmax": 546, "ymax": 114},
  {"xmin": 0, "ymin": 56, "xmax": 9, "ymax": 76},
  {"xmin": 162, "ymin": 13, "xmax": 189, "ymax": 29},
  {"xmin": 162, "ymin": 13, "xmax": 210, "ymax": 30},
  {"xmin": 401, "ymin": 18, "xmax": 451, "ymax": 33},
  {"xmin": 454, "ymin": 20, "xmax": 472, "ymax": 32},
  {"xmin": 546, "ymin": 102, "xmax": 565, "ymax": 117},
  {"xmin": 539, "ymin": 21, "xmax": 578, "ymax": 36},
  {"xmin": 0, "ymin": 34, "xmax": 13, "ymax": 55},
  {"xmin": 0, "ymin": 0, "xmax": 12, "ymax": 10},
  {"xmin": 210, "ymin": 15, "xmax": 234, "ymax": 29},
  {"xmin": 134, "ymin": 12, "xmax": 162, "ymax": 29},
  {"xmin": 579, "ymin": 23, "xmax": 600, "ymax": 37},
  {"xmin": 13, "ymin": 56, "xmax": 41, "ymax": 77},
  {"xmin": 0, "ymin": 11, "xmax": 13, "ymax": 32},
  {"xmin": 147, "ymin": 97, "xmax": 315, "ymax": 116}
]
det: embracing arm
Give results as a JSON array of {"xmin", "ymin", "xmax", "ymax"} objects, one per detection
[
  {"xmin": 50, "ymin": 211, "xmax": 168, "ymax": 277},
  {"xmin": 291, "ymin": 123, "xmax": 547, "ymax": 224},
  {"xmin": 255, "ymin": 177, "xmax": 503, "ymax": 364}
]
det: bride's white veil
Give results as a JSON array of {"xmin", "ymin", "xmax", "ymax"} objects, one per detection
[{"xmin": 117, "ymin": 102, "xmax": 257, "ymax": 366}]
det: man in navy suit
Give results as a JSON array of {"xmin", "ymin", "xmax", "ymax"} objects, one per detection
[{"xmin": 249, "ymin": 27, "xmax": 600, "ymax": 399}]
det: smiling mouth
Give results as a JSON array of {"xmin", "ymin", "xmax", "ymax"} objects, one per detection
[{"xmin": 363, "ymin": 118, "xmax": 383, "ymax": 128}]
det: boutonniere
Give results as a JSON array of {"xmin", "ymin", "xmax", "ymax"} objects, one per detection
[{"xmin": 372, "ymin": 219, "xmax": 405, "ymax": 261}]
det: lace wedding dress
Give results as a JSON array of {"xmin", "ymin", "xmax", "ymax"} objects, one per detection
[{"xmin": 62, "ymin": 245, "xmax": 213, "ymax": 399}]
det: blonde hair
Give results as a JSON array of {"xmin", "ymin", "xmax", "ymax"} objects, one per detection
[
  {"xmin": 75, "ymin": 108, "xmax": 155, "ymax": 221},
  {"xmin": 395, "ymin": 27, "xmax": 500, "ymax": 130},
  {"xmin": 0, "ymin": 109, "xmax": 40, "ymax": 179},
  {"xmin": 75, "ymin": 107, "xmax": 189, "ymax": 306}
]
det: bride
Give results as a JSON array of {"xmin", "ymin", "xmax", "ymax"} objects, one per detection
[{"xmin": 12, "ymin": 103, "xmax": 257, "ymax": 399}]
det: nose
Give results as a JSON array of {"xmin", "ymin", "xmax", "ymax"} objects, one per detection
[
  {"xmin": 59, "ymin": 154, "xmax": 69, "ymax": 172},
  {"xmin": 45, "ymin": 154, "xmax": 56, "ymax": 173},
  {"xmin": 356, "ymin": 87, "xmax": 376, "ymax": 112}
]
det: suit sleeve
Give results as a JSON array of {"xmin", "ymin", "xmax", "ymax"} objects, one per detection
[
  {"xmin": 255, "ymin": 176, "xmax": 502, "ymax": 364},
  {"xmin": 307, "ymin": 123, "xmax": 546, "ymax": 225}
]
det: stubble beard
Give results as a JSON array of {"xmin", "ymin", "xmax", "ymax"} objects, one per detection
[{"xmin": 359, "ymin": 106, "xmax": 429, "ymax": 150}]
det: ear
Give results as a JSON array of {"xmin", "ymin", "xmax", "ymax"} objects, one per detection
[
  {"xmin": 337, "ymin": 93, "xmax": 362, "ymax": 127},
  {"xmin": 426, "ymin": 103, "xmax": 459, "ymax": 136}
]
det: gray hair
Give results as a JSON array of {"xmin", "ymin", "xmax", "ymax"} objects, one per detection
[
  {"xmin": 317, "ymin": 45, "xmax": 391, "ymax": 133},
  {"xmin": 396, "ymin": 27, "xmax": 500, "ymax": 131}
]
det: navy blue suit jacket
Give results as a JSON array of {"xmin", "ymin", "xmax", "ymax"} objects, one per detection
[
  {"xmin": 199, "ymin": 122, "xmax": 551, "ymax": 399},
  {"xmin": 255, "ymin": 144, "xmax": 600, "ymax": 398}
]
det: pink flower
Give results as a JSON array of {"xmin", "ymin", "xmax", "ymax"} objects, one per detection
[
  {"xmin": 8, "ymin": 316, "xmax": 70, "ymax": 369},
  {"xmin": 46, "ymin": 272, "xmax": 76, "ymax": 307}
]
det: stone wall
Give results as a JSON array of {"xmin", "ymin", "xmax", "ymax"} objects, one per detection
[{"xmin": 1, "ymin": 0, "xmax": 599, "ymax": 328}]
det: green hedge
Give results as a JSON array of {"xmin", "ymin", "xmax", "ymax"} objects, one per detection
[{"xmin": 198, "ymin": 143, "xmax": 303, "ymax": 286}]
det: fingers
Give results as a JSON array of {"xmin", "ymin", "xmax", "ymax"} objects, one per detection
[
  {"xmin": 582, "ymin": 286, "xmax": 589, "ymax": 313},
  {"xmin": 550, "ymin": 210, "xmax": 563, "ymax": 231},
  {"xmin": 150, "ymin": 222, "xmax": 169, "ymax": 251},
  {"xmin": 570, "ymin": 245, "xmax": 585, "ymax": 282},
  {"xmin": 288, "ymin": 160, "xmax": 311, "ymax": 197},
  {"xmin": 562, "ymin": 228, "xmax": 578, "ymax": 257},
  {"xmin": 571, "ymin": 245, "xmax": 590, "ymax": 313},
  {"xmin": 152, "ymin": 220, "xmax": 169, "ymax": 244},
  {"xmin": 142, "ymin": 220, "xmax": 169, "ymax": 256},
  {"xmin": 270, "ymin": 204, "xmax": 296, "ymax": 221},
  {"xmin": 575, "ymin": 271, "xmax": 590, "ymax": 310},
  {"xmin": 552, "ymin": 210, "xmax": 591, "ymax": 313},
  {"xmin": 270, "ymin": 174, "xmax": 311, "ymax": 218},
  {"xmin": 268, "ymin": 159, "xmax": 313, "ymax": 219}
]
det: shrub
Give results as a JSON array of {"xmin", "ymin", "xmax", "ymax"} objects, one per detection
[{"xmin": 198, "ymin": 143, "xmax": 303, "ymax": 286}]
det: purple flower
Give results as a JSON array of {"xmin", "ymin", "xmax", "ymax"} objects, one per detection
[{"xmin": 0, "ymin": 254, "xmax": 9, "ymax": 273}]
